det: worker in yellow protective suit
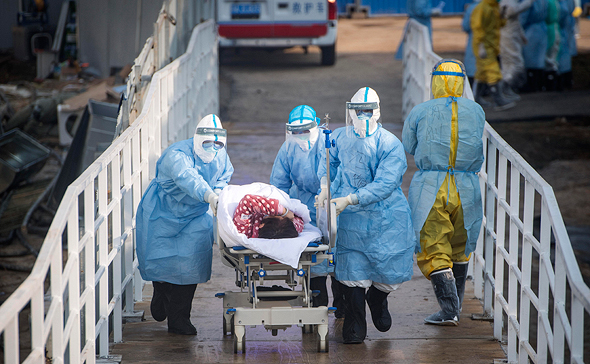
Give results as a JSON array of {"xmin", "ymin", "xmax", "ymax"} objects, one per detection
[
  {"xmin": 402, "ymin": 59, "xmax": 486, "ymax": 326},
  {"xmin": 471, "ymin": 0, "xmax": 516, "ymax": 110}
]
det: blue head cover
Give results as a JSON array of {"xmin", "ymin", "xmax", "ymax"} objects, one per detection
[{"xmin": 286, "ymin": 105, "xmax": 320, "ymax": 151}]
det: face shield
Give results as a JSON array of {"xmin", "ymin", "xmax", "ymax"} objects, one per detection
[
  {"xmin": 431, "ymin": 59, "xmax": 466, "ymax": 99},
  {"xmin": 346, "ymin": 87, "xmax": 381, "ymax": 138},
  {"xmin": 193, "ymin": 114, "xmax": 227, "ymax": 163},
  {"xmin": 286, "ymin": 105, "xmax": 320, "ymax": 151}
]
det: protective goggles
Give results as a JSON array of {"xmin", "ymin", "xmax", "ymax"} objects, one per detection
[
  {"xmin": 355, "ymin": 109, "xmax": 373, "ymax": 117},
  {"xmin": 346, "ymin": 101, "xmax": 378, "ymax": 111},
  {"xmin": 286, "ymin": 120, "xmax": 317, "ymax": 134},
  {"xmin": 202, "ymin": 140, "xmax": 225, "ymax": 150},
  {"xmin": 195, "ymin": 127, "xmax": 227, "ymax": 138}
]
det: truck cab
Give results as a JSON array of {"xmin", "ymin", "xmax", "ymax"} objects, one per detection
[{"xmin": 216, "ymin": 0, "xmax": 338, "ymax": 65}]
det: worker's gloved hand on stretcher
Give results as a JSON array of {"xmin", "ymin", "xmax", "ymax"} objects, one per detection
[
  {"xmin": 331, "ymin": 194, "xmax": 358, "ymax": 216},
  {"xmin": 314, "ymin": 176, "xmax": 329, "ymax": 208},
  {"xmin": 314, "ymin": 187, "xmax": 328, "ymax": 209},
  {"xmin": 205, "ymin": 190, "xmax": 219, "ymax": 216}
]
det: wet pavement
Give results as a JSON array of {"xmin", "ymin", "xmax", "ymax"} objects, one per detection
[
  {"xmin": 111, "ymin": 248, "xmax": 506, "ymax": 364},
  {"xmin": 110, "ymin": 121, "xmax": 506, "ymax": 363}
]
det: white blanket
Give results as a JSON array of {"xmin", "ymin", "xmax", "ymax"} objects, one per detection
[{"xmin": 217, "ymin": 183, "xmax": 322, "ymax": 268}]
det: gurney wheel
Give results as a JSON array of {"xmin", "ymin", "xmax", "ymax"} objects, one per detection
[
  {"xmin": 233, "ymin": 334, "xmax": 246, "ymax": 354},
  {"xmin": 223, "ymin": 316, "xmax": 234, "ymax": 336},
  {"xmin": 317, "ymin": 338, "xmax": 329, "ymax": 353},
  {"xmin": 301, "ymin": 324, "xmax": 314, "ymax": 334}
]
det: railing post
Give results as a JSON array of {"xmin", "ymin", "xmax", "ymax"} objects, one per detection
[
  {"xmin": 484, "ymin": 144, "xmax": 497, "ymax": 321},
  {"xmin": 519, "ymin": 180, "xmax": 535, "ymax": 363},
  {"xmin": 84, "ymin": 183, "xmax": 96, "ymax": 363},
  {"xmin": 122, "ymin": 143, "xmax": 135, "ymax": 312},
  {"xmin": 97, "ymin": 167, "xmax": 109, "ymax": 358},
  {"xmin": 67, "ymin": 202, "xmax": 81, "ymax": 363},
  {"xmin": 494, "ymin": 155, "xmax": 507, "ymax": 342},
  {"xmin": 507, "ymin": 163, "xmax": 520, "ymax": 362},
  {"xmin": 111, "ymin": 157, "xmax": 123, "ymax": 343},
  {"xmin": 537, "ymin": 200, "xmax": 551, "ymax": 363}
]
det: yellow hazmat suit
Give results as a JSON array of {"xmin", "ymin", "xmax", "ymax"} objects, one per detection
[
  {"xmin": 471, "ymin": 0, "xmax": 506, "ymax": 84},
  {"xmin": 417, "ymin": 62, "xmax": 470, "ymax": 278},
  {"xmin": 403, "ymin": 59, "xmax": 485, "ymax": 325}
]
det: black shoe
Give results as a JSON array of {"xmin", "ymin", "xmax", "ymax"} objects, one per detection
[
  {"xmin": 366, "ymin": 286, "xmax": 391, "ymax": 332},
  {"xmin": 166, "ymin": 283, "xmax": 198, "ymax": 335},
  {"xmin": 452, "ymin": 262, "xmax": 469, "ymax": 312},
  {"xmin": 151, "ymin": 281, "xmax": 168, "ymax": 322},
  {"xmin": 331, "ymin": 278, "xmax": 345, "ymax": 318},
  {"xmin": 342, "ymin": 286, "xmax": 367, "ymax": 344},
  {"xmin": 310, "ymin": 276, "xmax": 328, "ymax": 307},
  {"xmin": 168, "ymin": 321, "xmax": 197, "ymax": 335}
]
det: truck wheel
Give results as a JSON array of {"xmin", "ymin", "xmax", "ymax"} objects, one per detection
[{"xmin": 321, "ymin": 44, "xmax": 336, "ymax": 66}]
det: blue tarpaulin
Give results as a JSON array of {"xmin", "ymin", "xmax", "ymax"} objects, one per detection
[{"xmin": 337, "ymin": 0, "xmax": 491, "ymax": 16}]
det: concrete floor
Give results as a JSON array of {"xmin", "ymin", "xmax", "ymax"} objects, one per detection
[
  {"xmin": 111, "ymin": 245, "xmax": 506, "ymax": 363},
  {"xmin": 110, "ymin": 120, "xmax": 506, "ymax": 363}
]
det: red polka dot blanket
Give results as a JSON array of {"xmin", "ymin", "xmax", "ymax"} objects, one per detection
[{"xmin": 217, "ymin": 183, "xmax": 322, "ymax": 268}]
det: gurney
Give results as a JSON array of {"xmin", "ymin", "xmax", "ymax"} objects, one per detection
[{"xmin": 214, "ymin": 182, "xmax": 337, "ymax": 353}]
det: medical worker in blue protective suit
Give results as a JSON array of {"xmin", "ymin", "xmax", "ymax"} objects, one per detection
[
  {"xmin": 395, "ymin": 0, "xmax": 445, "ymax": 59},
  {"xmin": 402, "ymin": 60, "xmax": 485, "ymax": 326},
  {"xmin": 316, "ymin": 87, "xmax": 415, "ymax": 344},
  {"xmin": 136, "ymin": 114, "xmax": 234, "ymax": 335},
  {"xmin": 269, "ymin": 105, "xmax": 345, "ymax": 317},
  {"xmin": 556, "ymin": 0, "xmax": 577, "ymax": 90},
  {"xmin": 462, "ymin": 0, "xmax": 480, "ymax": 87},
  {"xmin": 520, "ymin": 0, "xmax": 548, "ymax": 92}
]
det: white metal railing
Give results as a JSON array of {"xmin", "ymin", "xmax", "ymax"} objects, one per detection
[
  {"xmin": 0, "ymin": 15, "xmax": 218, "ymax": 364},
  {"xmin": 401, "ymin": 18, "xmax": 590, "ymax": 364}
]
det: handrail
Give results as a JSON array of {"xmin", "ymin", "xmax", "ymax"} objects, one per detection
[
  {"xmin": 0, "ymin": 5, "xmax": 218, "ymax": 362},
  {"xmin": 401, "ymin": 18, "xmax": 589, "ymax": 364}
]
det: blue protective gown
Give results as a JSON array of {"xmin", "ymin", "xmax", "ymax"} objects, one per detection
[
  {"xmin": 318, "ymin": 126, "xmax": 415, "ymax": 285},
  {"xmin": 521, "ymin": 0, "xmax": 549, "ymax": 69},
  {"xmin": 462, "ymin": 2, "xmax": 479, "ymax": 78},
  {"xmin": 270, "ymin": 138, "xmax": 334, "ymax": 276},
  {"xmin": 557, "ymin": 0, "xmax": 576, "ymax": 73},
  {"xmin": 408, "ymin": 0, "xmax": 434, "ymax": 37},
  {"xmin": 396, "ymin": 0, "xmax": 435, "ymax": 59},
  {"xmin": 136, "ymin": 138, "xmax": 234, "ymax": 285},
  {"xmin": 270, "ymin": 138, "xmax": 325, "ymax": 224},
  {"xmin": 402, "ymin": 97, "xmax": 485, "ymax": 257}
]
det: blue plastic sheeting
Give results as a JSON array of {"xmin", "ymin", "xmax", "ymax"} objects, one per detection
[{"xmin": 337, "ymin": 0, "xmax": 474, "ymax": 16}]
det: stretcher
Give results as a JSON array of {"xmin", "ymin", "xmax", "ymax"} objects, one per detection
[{"xmin": 214, "ymin": 184, "xmax": 337, "ymax": 354}]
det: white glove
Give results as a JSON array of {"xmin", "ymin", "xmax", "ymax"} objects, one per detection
[
  {"xmin": 331, "ymin": 194, "xmax": 358, "ymax": 216},
  {"xmin": 205, "ymin": 190, "xmax": 219, "ymax": 216},
  {"xmin": 315, "ymin": 188, "xmax": 328, "ymax": 209},
  {"xmin": 214, "ymin": 188, "xmax": 222, "ymax": 195},
  {"xmin": 432, "ymin": 1, "xmax": 444, "ymax": 15},
  {"xmin": 478, "ymin": 43, "xmax": 487, "ymax": 59},
  {"xmin": 314, "ymin": 176, "xmax": 329, "ymax": 209}
]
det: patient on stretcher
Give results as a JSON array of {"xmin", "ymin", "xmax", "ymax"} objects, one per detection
[{"xmin": 233, "ymin": 194, "xmax": 304, "ymax": 239}]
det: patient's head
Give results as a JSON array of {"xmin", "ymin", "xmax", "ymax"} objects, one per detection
[{"xmin": 258, "ymin": 216, "xmax": 299, "ymax": 239}]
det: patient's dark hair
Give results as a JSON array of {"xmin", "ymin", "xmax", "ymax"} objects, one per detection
[{"xmin": 258, "ymin": 216, "xmax": 299, "ymax": 239}]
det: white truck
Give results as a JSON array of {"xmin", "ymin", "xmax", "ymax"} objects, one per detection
[{"xmin": 216, "ymin": 0, "xmax": 338, "ymax": 65}]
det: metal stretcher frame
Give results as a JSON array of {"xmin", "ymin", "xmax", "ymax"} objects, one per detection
[{"xmin": 214, "ymin": 203, "xmax": 337, "ymax": 354}]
